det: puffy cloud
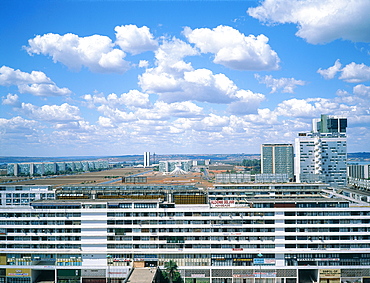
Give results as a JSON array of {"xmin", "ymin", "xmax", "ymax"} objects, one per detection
[
  {"xmin": 98, "ymin": 116, "xmax": 115, "ymax": 128},
  {"xmin": 318, "ymin": 60, "xmax": 370, "ymax": 83},
  {"xmin": 0, "ymin": 65, "xmax": 51, "ymax": 86},
  {"xmin": 339, "ymin": 62, "xmax": 370, "ymax": 83},
  {"xmin": 2, "ymin": 94, "xmax": 20, "ymax": 107},
  {"xmin": 97, "ymin": 105, "xmax": 137, "ymax": 123},
  {"xmin": 184, "ymin": 25, "xmax": 280, "ymax": 70},
  {"xmin": 83, "ymin": 90, "xmax": 151, "ymax": 109},
  {"xmin": 247, "ymin": 0, "xmax": 370, "ymax": 44},
  {"xmin": 274, "ymin": 96, "xmax": 362, "ymax": 121},
  {"xmin": 18, "ymin": 83, "xmax": 71, "ymax": 97},
  {"xmin": 108, "ymin": 90, "xmax": 151, "ymax": 108},
  {"xmin": 0, "ymin": 66, "xmax": 72, "ymax": 97},
  {"xmin": 255, "ymin": 74, "xmax": 306, "ymax": 93},
  {"xmin": 25, "ymin": 33, "xmax": 130, "ymax": 73},
  {"xmin": 0, "ymin": 116, "xmax": 41, "ymax": 141},
  {"xmin": 20, "ymin": 103, "xmax": 81, "ymax": 121},
  {"xmin": 317, "ymin": 59, "xmax": 342, "ymax": 79},
  {"xmin": 275, "ymin": 98, "xmax": 318, "ymax": 117},
  {"xmin": 94, "ymin": 100, "xmax": 203, "ymax": 130},
  {"xmin": 115, "ymin": 25, "xmax": 158, "ymax": 55},
  {"xmin": 180, "ymin": 69, "xmax": 238, "ymax": 103},
  {"xmin": 54, "ymin": 120, "xmax": 96, "ymax": 132},
  {"xmin": 353, "ymin": 84, "xmax": 370, "ymax": 98},
  {"xmin": 154, "ymin": 37, "xmax": 198, "ymax": 70},
  {"xmin": 139, "ymin": 60, "xmax": 149, "ymax": 68},
  {"xmin": 227, "ymin": 90, "xmax": 265, "ymax": 115},
  {"xmin": 139, "ymin": 38, "xmax": 197, "ymax": 95},
  {"xmin": 139, "ymin": 37, "xmax": 265, "ymax": 109},
  {"xmin": 151, "ymin": 101, "xmax": 203, "ymax": 118},
  {"xmin": 140, "ymin": 71, "xmax": 181, "ymax": 94}
]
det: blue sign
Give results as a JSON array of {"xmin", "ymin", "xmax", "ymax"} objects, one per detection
[{"xmin": 253, "ymin": 258, "xmax": 264, "ymax": 264}]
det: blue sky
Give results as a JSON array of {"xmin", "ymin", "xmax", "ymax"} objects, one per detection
[{"xmin": 1, "ymin": 0, "xmax": 370, "ymax": 157}]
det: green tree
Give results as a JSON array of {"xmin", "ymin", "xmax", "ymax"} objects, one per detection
[{"xmin": 163, "ymin": 260, "xmax": 182, "ymax": 283}]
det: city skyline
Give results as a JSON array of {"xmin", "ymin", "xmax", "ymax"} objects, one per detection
[{"xmin": 1, "ymin": 0, "xmax": 370, "ymax": 157}]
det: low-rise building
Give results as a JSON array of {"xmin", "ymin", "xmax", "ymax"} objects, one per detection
[{"xmin": 1, "ymin": 181, "xmax": 370, "ymax": 283}]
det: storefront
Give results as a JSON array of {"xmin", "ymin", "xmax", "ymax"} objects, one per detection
[{"xmin": 319, "ymin": 269, "xmax": 340, "ymax": 283}]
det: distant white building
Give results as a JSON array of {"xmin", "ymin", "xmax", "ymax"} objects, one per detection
[
  {"xmin": 158, "ymin": 160, "xmax": 192, "ymax": 173},
  {"xmin": 295, "ymin": 114, "xmax": 347, "ymax": 187},
  {"xmin": 7, "ymin": 160, "xmax": 109, "ymax": 176}
]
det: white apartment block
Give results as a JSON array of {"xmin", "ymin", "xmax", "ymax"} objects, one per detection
[
  {"xmin": 7, "ymin": 160, "xmax": 109, "ymax": 177},
  {"xmin": 294, "ymin": 133, "xmax": 347, "ymax": 187},
  {"xmin": 295, "ymin": 115, "xmax": 347, "ymax": 187},
  {"xmin": 1, "ymin": 183, "xmax": 370, "ymax": 283}
]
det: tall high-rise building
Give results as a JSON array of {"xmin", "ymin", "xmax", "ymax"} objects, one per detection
[
  {"xmin": 295, "ymin": 114, "xmax": 347, "ymax": 187},
  {"xmin": 261, "ymin": 144, "xmax": 294, "ymax": 179},
  {"xmin": 312, "ymin": 114, "xmax": 347, "ymax": 134},
  {"xmin": 143, "ymin": 152, "xmax": 150, "ymax": 167}
]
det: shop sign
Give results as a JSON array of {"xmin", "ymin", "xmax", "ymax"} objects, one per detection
[
  {"xmin": 210, "ymin": 200, "xmax": 235, "ymax": 207},
  {"xmin": 253, "ymin": 258, "xmax": 275, "ymax": 265},
  {"xmin": 6, "ymin": 269, "xmax": 31, "ymax": 277},
  {"xmin": 113, "ymin": 258, "xmax": 131, "ymax": 262},
  {"xmin": 233, "ymin": 274, "xmax": 254, "ymax": 278},
  {"xmin": 191, "ymin": 274, "xmax": 205, "ymax": 278},
  {"xmin": 233, "ymin": 258, "xmax": 253, "ymax": 262},
  {"xmin": 253, "ymin": 272, "xmax": 277, "ymax": 278},
  {"xmin": 319, "ymin": 269, "xmax": 341, "ymax": 278}
]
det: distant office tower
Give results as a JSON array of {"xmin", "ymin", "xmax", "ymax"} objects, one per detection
[
  {"xmin": 348, "ymin": 163, "xmax": 370, "ymax": 180},
  {"xmin": 261, "ymin": 144, "xmax": 294, "ymax": 180},
  {"xmin": 295, "ymin": 114, "xmax": 347, "ymax": 187},
  {"xmin": 312, "ymin": 114, "xmax": 347, "ymax": 134},
  {"xmin": 143, "ymin": 152, "xmax": 150, "ymax": 167}
]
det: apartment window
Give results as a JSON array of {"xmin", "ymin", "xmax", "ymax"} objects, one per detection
[{"xmin": 134, "ymin": 203, "xmax": 157, "ymax": 209}]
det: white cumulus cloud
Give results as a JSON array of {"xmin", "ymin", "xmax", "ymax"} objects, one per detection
[
  {"xmin": 339, "ymin": 62, "xmax": 370, "ymax": 83},
  {"xmin": 275, "ymin": 98, "xmax": 318, "ymax": 118},
  {"xmin": 83, "ymin": 90, "xmax": 151, "ymax": 109},
  {"xmin": 317, "ymin": 59, "xmax": 342, "ymax": 79},
  {"xmin": 0, "ymin": 65, "xmax": 51, "ymax": 85},
  {"xmin": 0, "ymin": 116, "xmax": 41, "ymax": 138},
  {"xmin": 18, "ymin": 83, "xmax": 71, "ymax": 97},
  {"xmin": 0, "ymin": 66, "xmax": 72, "ymax": 97},
  {"xmin": 2, "ymin": 94, "xmax": 21, "ymax": 107},
  {"xmin": 98, "ymin": 116, "xmax": 115, "ymax": 128},
  {"xmin": 227, "ymin": 90, "xmax": 265, "ymax": 115},
  {"xmin": 20, "ymin": 103, "xmax": 82, "ymax": 121},
  {"xmin": 255, "ymin": 74, "xmax": 306, "ymax": 93},
  {"xmin": 353, "ymin": 84, "xmax": 370, "ymax": 98},
  {"xmin": 139, "ymin": 37, "xmax": 265, "ymax": 109},
  {"xmin": 25, "ymin": 33, "xmax": 130, "ymax": 73},
  {"xmin": 115, "ymin": 25, "xmax": 158, "ymax": 55},
  {"xmin": 247, "ymin": 0, "xmax": 370, "ymax": 44},
  {"xmin": 109, "ymin": 90, "xmax": 151, "ymax": 108},
  {"xmin": 184, "ymin": 25, "xmax": 280, "ymax": 70},
  {"xmin": 318, "ymin": 60, "xmax": 370, "ymax": 83}
]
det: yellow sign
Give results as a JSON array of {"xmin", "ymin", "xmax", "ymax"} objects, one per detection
[
  {"xmin": 320, "ymin": 269, "xmax": 341, "ymax": 278},
  {"xmin": 6, "ymin": 268, "xmax": 31, "ymax": 277},
  {"xmin": 0, "ymin": 255, "xmax": 6, "ymax": 265}
]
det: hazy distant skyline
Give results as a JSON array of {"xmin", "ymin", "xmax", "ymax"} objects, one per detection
[{"xmin": 1, "ymin": 0, "xmax": 370, "ymax": 157}]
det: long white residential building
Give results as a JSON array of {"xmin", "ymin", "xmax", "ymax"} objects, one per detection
[{"xmin": 1, "ymin": 183, "xmax": 370, "ymax": 283}]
